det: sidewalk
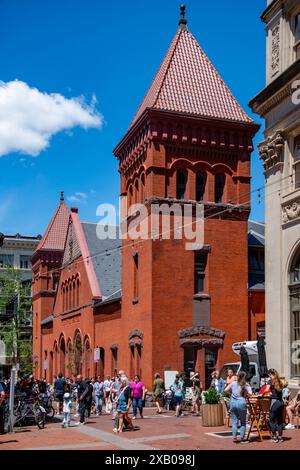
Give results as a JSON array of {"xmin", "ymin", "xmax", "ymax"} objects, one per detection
[{"xmin": 0, "ymin": 408, "xmax": 299, "ymax": 450}]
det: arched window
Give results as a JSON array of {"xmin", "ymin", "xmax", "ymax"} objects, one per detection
[
  {"xmin": 141, "ymin": 174, "xmax": 145, "ymax": 203},
  {"xmin": 76, "ymin": 279, "xmax": 80, "ymax": 306},
  {"xmin": 196, "ymin": 173, "xmax": 206, "ymax": 202},
  {"xmin": 74, "ymin": 332, "xmax": 82, "ymax": 376},
  {"xmin": 128, "ymin": 185, "xmax": 133, "ymax": 208},
  {"xmin": 73, "ymin": 281, "xmax": 76, "ymax": 307},
  {"xmin": 62, "ymin": 286, "xmax": 65, "ymax": 311},
  {"xmin": 291, "ymin": 252, "xmax": 300, "ymax": 284},
  {"xmin": 66, "ymin": 286, "xmax": 69, "ymax": 310},
  {"xmin": 290, "ymin": 251, "xmax": 300, "ymax": 377},
  {"xmin": 69, "ymin": 282, "xmax": 72, "ymax": 309},
  {"xmin": 84, "ymin": 339, "xmax": 91, "ymax": 379},
  {"xmin": 135, "ymin": 180, "xmax": 139, "ymax": 204},
  {"xmin": 215, "ymin": 174, "xmax": 225, "ymax": 203},
  {"xmin": 176, "ymin": 171, "xmax": 187, "ymax": 200}
]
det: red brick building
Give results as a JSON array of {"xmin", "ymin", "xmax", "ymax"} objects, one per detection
[{"xmin": 32, "ymin": 8, "xmax": 261, "ymax": 389}]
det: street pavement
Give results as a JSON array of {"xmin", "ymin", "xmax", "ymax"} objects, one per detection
[{"xmin": 0, "ymin": 408, "xmax": 299, "ymax": 450}]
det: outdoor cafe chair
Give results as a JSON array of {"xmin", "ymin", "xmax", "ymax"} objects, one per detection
[{"xmin": 246, "ymin": 396, "xmax": 272, "ymax": 442}]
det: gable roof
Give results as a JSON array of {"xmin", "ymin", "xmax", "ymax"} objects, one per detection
[
  {"xmin": 248, "ymin": 220, "xmax": 265, "ymax": 248},
  {"xmin": 36, "ymin": 200, "xmax": 69, "ymax": 251},
  {"xmin": 130, "ymin": 28, "xmax": 253, "ymax": 130},
  {"xmin": 82, "ymin": 223, "xmax": 122, "ymax": 301}
]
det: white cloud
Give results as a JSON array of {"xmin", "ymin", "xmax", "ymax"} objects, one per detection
[
  {"xmin": 0, "ymin": 80, "xmax": 103, "ymax": 157},
  {"xmin": 67, "ymin": 192, "xmax": 88, "ymax": 203}
]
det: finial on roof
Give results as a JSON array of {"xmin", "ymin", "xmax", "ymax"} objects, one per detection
[
  {"xmin": 178, "ymin": 4, "xmax": 188, "ymax": 30},
  {"xmin": 60, "ymin": 191, "xmax": 64, "ymax": 202}
]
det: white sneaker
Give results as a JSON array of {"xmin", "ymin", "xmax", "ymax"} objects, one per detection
[
  {"xmin": 132, "ymin": 416, "xmax": 136, "ymax": 420},
  {"xmin": 285, "ymin": 424, "xmax": 295, "ymax": 430},
  {"xmin": 113, "ymin": 428, "xmax": 118, "ymax": 433}
]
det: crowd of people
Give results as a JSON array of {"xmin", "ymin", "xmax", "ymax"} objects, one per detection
[{"xmin": 1, "ymin": 366, "xmax": 300, "ymax": 442}]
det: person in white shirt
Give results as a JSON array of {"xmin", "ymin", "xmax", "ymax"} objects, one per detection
[
  {"xmin": 103, "ymin": 375, "xmax": 112, "ymax": 413},
  {"xmin": 62, "ymin": 392, "xmax": 74, "ymax": 428}
]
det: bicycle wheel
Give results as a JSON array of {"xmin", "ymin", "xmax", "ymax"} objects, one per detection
[
  {"xmin": 35, "ymin": 408, "xmax": 45, "ymax": 429},
  {"xmin": 45, "ymin": 406, "xmax": 55, "ymax": 420}
]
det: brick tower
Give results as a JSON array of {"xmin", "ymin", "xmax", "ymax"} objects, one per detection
[
  {"xmin": 31, "ymin": 193, "xmax": 69, "ymax": 379},
  {"xmin": 114, "ymin": 6, "xmax": 259, "ymax": 387}
]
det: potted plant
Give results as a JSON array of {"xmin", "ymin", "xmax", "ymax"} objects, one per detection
[{"xmin": 202, "ymin": 388, "xmax": 224, "ymax": 427}]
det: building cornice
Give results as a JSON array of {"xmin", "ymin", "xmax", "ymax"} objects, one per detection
[
  {"xmin": 261, "ymin": 0, "xmax": 283, "ymax": 23},
  {"xmin": 249, "ymin": 59, "xmax": 300, "ymax": 117},
  {"xmin": 114, "ymin": 109, "xmax": 260, "ymax": 175}
]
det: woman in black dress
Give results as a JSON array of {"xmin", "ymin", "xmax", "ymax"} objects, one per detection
[{"xmin": 265, "ymin": 368, "xmax": 284, "ymax": 443}]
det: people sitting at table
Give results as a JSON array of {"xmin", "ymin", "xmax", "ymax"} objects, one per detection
[
  {"xmin": 264, "ymin": 369, "xmax": 285, "ymax": 443},
  {"xmin": 286, "ymin": 381, "xmax": 300, "ymax": 430},
  {"xmin": 225, "ymin": 371, "xmax": 252, "ymax": 444},
  {"xmin": 210, "ymin": 371, "xmax": 225, "ymax": 394}
]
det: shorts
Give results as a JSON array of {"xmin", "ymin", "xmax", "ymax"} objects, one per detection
[
  {"xmin": 174, "ymin": 396, "xmax": 182, "ymax": 406},
  {"xmin": 55, "ymin": 393, "xmax": 64, "ymax": 403}
]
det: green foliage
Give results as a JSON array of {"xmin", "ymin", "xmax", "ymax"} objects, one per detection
[
  {"xmin": 203, "ymin": 387, "xmax": 221, "ymax": 404},
  {"xmin": 0, "ymin": 266, "xmax": 32, "ymax": 374},
  {"xmin": 222, "ymin": 391, "xmax": 231, "ymax": 399}
]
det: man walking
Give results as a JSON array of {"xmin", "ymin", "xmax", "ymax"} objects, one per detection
[
  {"xmin": 54, "ymin": 372, "xmax": 65, "ymax": 415},
  {"xmin": 75, "ymin": 375, "xmax": 88, "ymax": 426},
  {"xmin": 93, "ymin": 376, "xmax": 104, "ymax": 416}
]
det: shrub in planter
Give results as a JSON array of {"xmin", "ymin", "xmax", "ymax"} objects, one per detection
[{"xmin": 202, "ymin": 388, "xmax": 224, "ymax": 427}]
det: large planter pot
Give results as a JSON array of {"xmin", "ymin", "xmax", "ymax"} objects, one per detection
[{"xmin": 202, "ymin": 403, "xmax": 224, "ymax": 427}]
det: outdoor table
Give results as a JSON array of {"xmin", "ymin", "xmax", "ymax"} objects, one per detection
[{"xmin": 246, "ymin": 396, "xmax": 272, "ymax": 442}]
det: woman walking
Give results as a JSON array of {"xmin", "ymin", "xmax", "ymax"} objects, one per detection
[
  {"xmin": 113, "ymin": 379, "xmax": 132, "ymax": 433},
  {"xmin": 130, "ymin": 375, "xmax": 145, "ymax": 419},
  {"xmin": 190, "ymin": 372, "xmax": 202, "ymax": 416},
  {"xmin": 265, "ymin": 369, "xmax": 285, "ymax": 442},
  {"xmin": 171, "ymin": 375, "xmax": 184, "ymax": 418},
  {"xmin": 153, "ymin": 373, "xmax": 164, "ymax": 414},
  {"xmin": 225, "ymin": 371, "xmax": 252, "ymax": 444}
]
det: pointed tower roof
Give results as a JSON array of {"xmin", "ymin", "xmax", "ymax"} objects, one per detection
[
  {"xmin": 129, "ymin": 6, "xmax": 252, "ymax": 130},
  {"xmin": 36, "ymin": 192, "xmax": 69, "ymax": 251}
]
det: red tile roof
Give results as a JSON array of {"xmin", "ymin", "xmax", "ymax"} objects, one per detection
[
  {"xmin": 36, "ymin": 201, "xmax": 69, "ymax": 251},
  {"xmin": 130, "ymin": 28, "xmax": 253, "ymax": 128}
]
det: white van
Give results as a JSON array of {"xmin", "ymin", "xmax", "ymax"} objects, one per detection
[
  {"xmin": 220, "ymin": 362, "xmax": 260, "ymax": 391},
  {"xmin": 220, "ymin": 340, "xmax": 261, "ymax": 391}
]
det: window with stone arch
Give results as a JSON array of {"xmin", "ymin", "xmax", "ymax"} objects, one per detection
[
  {"xmin": 291, "ymin": 251, "xmax": 300, "ymax": 285},
  {"xmin": 290, "ymin": 249, "xmax": 300, "ymax": 378}
]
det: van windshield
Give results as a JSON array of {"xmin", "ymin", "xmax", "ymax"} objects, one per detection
[{"xmin": 220, "ymin": 365, "xmax": 239, "ymax": 379}]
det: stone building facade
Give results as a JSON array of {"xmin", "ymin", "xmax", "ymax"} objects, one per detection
[{"xmin": 250, "ymin": 0, "xmax": 300, "ymax": 383}]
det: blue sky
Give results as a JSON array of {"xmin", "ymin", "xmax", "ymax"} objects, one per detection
[{"xmin": 0, "ymin": 0, "xmax": 267, "ymax": 235}]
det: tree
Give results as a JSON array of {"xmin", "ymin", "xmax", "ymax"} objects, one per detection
[{"xmin": 0, "ymin": 266, "xmax": 32, "ymax": 375}]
